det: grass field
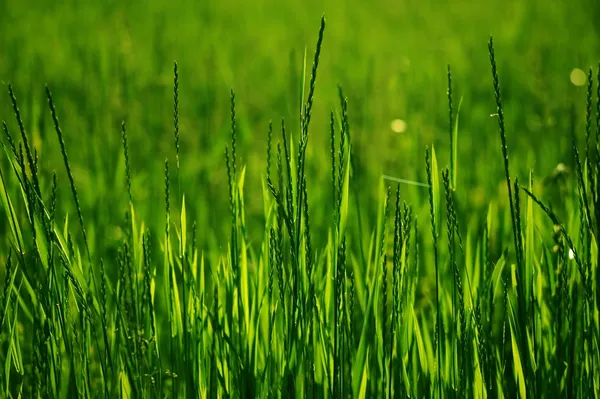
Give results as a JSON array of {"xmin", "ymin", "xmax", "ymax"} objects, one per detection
[{"xmin": 1, "ymin": 0, "xmax": 600, "ymax": 397}]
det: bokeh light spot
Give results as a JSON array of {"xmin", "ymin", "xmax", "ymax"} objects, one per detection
[
  {"xmin": 570, "ymin": 68, "xmax": 586, "ymax": 86},
  {"xmin": 391, "ymin": 119, "xmax": 407, "ymax": 133}
]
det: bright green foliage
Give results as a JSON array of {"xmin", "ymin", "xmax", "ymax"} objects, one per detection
[{"xmin": 0, "ymin": 6, "xmax": 600, "ymax": 399}]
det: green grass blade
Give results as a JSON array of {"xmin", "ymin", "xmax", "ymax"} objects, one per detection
[
  {"xmin": 181, "ymin": 194, "xmax": 187, "ymax": 257},
  {"xmin": 431, "ymin": 146, "xmax": 440, "ymax": 235},
  {"xmin": 0, "ymin": 167, "xmax": 24, "ymax": 254},
  {"xmin": 451, "ymin": 96, "xmax": 463, "ymax": 189},
  {"xmin": 339, "ymin": 146, "xmax": 351, "ymax": 238},
  {"xmin": 508, "ymin": 297, "xmax": 526, "ymax": 398}
]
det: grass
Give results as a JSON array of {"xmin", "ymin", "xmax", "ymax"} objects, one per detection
[{"xmin": 1, "ymin": 1, "xmax": 600, "ymax": 398}]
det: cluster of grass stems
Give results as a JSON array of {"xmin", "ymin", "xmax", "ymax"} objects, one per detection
[{"xmin": 0, "ymin": 17, "xmax": 600, "ymax": 398}]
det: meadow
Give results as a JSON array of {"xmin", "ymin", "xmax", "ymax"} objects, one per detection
[{"xmin": 1, "ymin": 0, "xmax": 600, "ymax": 397}]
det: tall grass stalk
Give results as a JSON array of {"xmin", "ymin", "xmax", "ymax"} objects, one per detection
[{"xmin": 425, "ymin": 146, "xmax": 442, "ymax": 397}]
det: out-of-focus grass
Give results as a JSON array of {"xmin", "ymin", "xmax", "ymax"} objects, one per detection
[{"xmin": 0, "ymin": 0, "xmax": 597, "ymax": 244}]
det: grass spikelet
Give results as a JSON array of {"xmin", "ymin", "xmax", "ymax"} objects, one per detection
[
  {"xmin": 46, "ymin": 85, "xmax": 91, "ymax": 262},
  {"xmin": 266, "ymin": 120, "xmax": 273, "ymax": 183},
  {"xmin": 277, "ymin": 142, "xmax": 284, "ymax": 200},
  {"xmin": 585, "ymin": 67, "xmax": 593, "ymax": 165},
  {"xmin": 280, "ymin": 118, "xmax": 294, "ymax": 223},
  {"xmin": 334, "ymin": 236, "xmax": 347, "ymax": 398},
  {"xmin": 389, "ymin": 184, "xmax": 402, "ymax": 396},
  {"xmin": 392, "ymin": 185, "xmax": 401, "ymax": 319},
  {"xmin": 380, "ymin": 186, "xmax": 391, "ymax": 271},
  {"xmin": 413, "ymin": 216, "xmax": 419, "ymax": 280},
  {"xmin": 596, "ymin": 63, "xmax": 600, "ymax": 290},
  {"xmin": 268, "ymin": 228, "xmax": 275, "ymax": 309},
  {"xmin": 572, "ymin": 124, "xmax": 592, "ymax": 230},
  {"xmin": 9, "ymin": 84, "xmax": 40, "ymax": 195},
  {"xmin": 165, "ymin": 159, "xmax": 171, "ymax": 231},
  {"xmin": 447, "ymin": 65, "xmax": 454, "ymax": 187},
  {"xmin": 273, "ymin": 142, "xmax": 290, "ymax": 236},
  {"xmin": 330, "ymin": 110, "xmax": 337, "ymax": 213},
  {"xmin": 380, "ymin": 186, "xmax": 391, "ymax": 396},
  {"xmin": 301, "ymin": 15, "xmax": 325, "ymax": 135},
  {"xmin": 2, "ymin": 121, "xmax": 17, "ymax": 159},
  {"xmin": 294, "ymin": 18, "xmax": 326, "ymax": 266},
  {"xmin": 16, "ymin": 144, "xmax": 28, "ymax": 209},
  {"xmin": 121, "ymin": 121, "xmax": 133, "ymax": 203},
  {"xmin": 33, "ymin": 148, "xmax": 38, "ymax": 176},
  {"xmin": 338, "ymin": 98, "xmax": 347, "ymax": 212},
  {"xmin": 303, "ymin": 176, "xmax": 313, "ymax": 281},
  {"xmin": 488, "ymin": 36, "xmax": 523, "ymax": 279},
  {"xmin": 584, "ymin": 69, "xmax": 597, "ymax": 227},
  {"xmin": 337, "ymin": 86, "xmax": 350, "ymax": 144},
  {"xmin": 596, "ymin": 62, "xmax": 600, "ymax": 140},
  {"xmin": 225, "ymin": 148, "xmax": 234, "ymax": 213},
  {"xmin": 270, "ymin": 227, "xmax": 284, "ymax": 308},
  {"xmin": 513, "ymin": 176, "xmax": 524, "ymax": 265},
  {"xmin": 230, "ymin": 89, "xmax": 237, "ymax": 180},
  {"xmin": 173, "ymin": 61, "xmax": 180, "ymax": 174}
]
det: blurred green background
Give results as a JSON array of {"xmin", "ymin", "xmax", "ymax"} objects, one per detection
[{"xmin": 0, "ymin": 0, "xmax": 598, "ymax": 253}]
